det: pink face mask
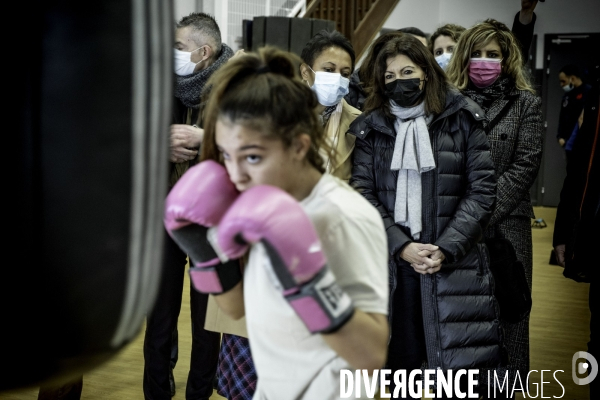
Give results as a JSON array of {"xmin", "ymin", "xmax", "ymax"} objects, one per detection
[{"xmin": 468, "ymin": 58, "xmax": 502, "ymax": 88}]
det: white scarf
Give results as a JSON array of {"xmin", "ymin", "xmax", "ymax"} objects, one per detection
[{"xmin": 389, "ymin": 100, "xmax": 436, "ymax": 240}]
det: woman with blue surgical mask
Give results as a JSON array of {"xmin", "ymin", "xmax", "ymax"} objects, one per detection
[
  {"xmin": 428, "ymin": 24, "xmax": 466, "ymax": 71},
  {"xmin": 300, "ymin": 30, "xmax": 361, "ymax": 182}
]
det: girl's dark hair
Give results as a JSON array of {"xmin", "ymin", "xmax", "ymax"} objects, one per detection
[
  {"xmin": 201, "ymin": 46, "xmax": 330, "ymax": 172},
  {"xmin": 300, "ymin": 30, "xmax": 356, "ymax": 71},
  {"xmin": 358, "ymin": 31, "xmax": 404, "ymax": 91},
  {"xmin": 364, "ymin": 34, "xmax": 449, "ymax": 116}
]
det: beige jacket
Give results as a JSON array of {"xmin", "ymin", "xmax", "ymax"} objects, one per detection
[
  {"xmin": 204, "ymin": 295, "xmax": 248, "ymax": 337},
  {"xmin": 328, "ymin": 100, "xmax": 361, "ymax": 181},
  {"xmin": 204, "ymin": 257, "xmax": 249, "ymax": 338}
]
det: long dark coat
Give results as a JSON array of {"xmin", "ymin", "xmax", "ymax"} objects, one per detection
[
  {"xmin": 475, "ymin": 86, "xmax": 544, "ymax": 378},
  {"xmin": 349, "ymin": 89, "xmax": 503, "ymax": 370}
]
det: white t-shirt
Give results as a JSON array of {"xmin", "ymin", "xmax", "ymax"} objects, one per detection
[{"xmin": 243, "ymin": 174, "xmax": 389, "ymax": 400}]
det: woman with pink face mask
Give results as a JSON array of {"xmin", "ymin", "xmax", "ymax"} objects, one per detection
[{"xmin": 446, "ymin": 19, "xmax": 543, "ymax": 396}]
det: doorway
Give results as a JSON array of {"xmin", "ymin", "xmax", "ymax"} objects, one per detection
[{"xmin": 538, "ymin": 32, "xmax": 600, "ymax": 206}]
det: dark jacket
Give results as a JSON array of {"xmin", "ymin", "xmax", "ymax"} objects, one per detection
[
  {"xmin": 169, "ymin": 97, "xmax": 204, "ymax": 189},
  {"xmin": 349, "ymin": 89, "xmax": 503, "ymax": 370},
  {"xmin": 511, "ymin": 11, "xmax": 536, "ymax": 63},
  {"xmin": 345, "ymin": 69, "xmax": 367, "ymax": 111},
  {"xmin": 480, "ymin": 87, "xmax": 544, "ymax": 227},
  {"xmin": 557, "ymin": 83, "xmax": 592, "ymax": 142},
  {"xmin": 554, "ymin": 81, "xmax": 600, "ymax": 282}
]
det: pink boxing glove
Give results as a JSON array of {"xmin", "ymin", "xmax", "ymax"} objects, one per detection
[
  {"xmin": 217, "ymin": 185, "xmax": 355, "ymax": 333},
  {"xmin": 164, "ymin": 160, "xmax": 245, "ymax": 294}
]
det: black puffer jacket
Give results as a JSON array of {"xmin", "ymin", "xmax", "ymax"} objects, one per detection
[
  {"xmin": 349, "ymin": 89, "xmax": 503, "ymax": 370},
  {"xmin": 344, "ymin": 69, "xmax": 367, "ymax": 111}
]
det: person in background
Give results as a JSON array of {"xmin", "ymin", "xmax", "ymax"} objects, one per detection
[
  {"xmin": 429, "ymin": 0, "xmax": 539, "ymax": 71},
  {"xmin": 553, "ymin": 71, "xmax": 599, "ymax": 400},
  {"xmin": 446, "ymin": 18, "xmax": 544, "ymax": 397},
  {"xmin": 299, "ymin": 30, "xmax": 362, "ymax": 182},
  {"xmin": 556, "ymin": 63, "xmax": 592, "ymax": 162},
  {"xmin": 143, "ymin": 12, "xmax": 234, "ymax": 400},
  {"xmin": 345, "ymin": 29, "xmax": 428, "ymax": 112},
  {"xmin": 397, "ymin": 26, "xmax": 429, "ymax": 47},
  {"xmin": 349, "ymin": 34, "xmax": 501, "ymax": 398},
  {"xmin": 348, "ymin": 0, "xmax": 538, "ymax": 113},
  {"xmin": 510, "ymin": 0, "xmax": 539, "ymax": 62},
  {"xmin": 429, "ymin": 23, "xmax": 466, "ymax": 70}
]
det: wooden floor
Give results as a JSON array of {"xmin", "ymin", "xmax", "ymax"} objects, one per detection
[{"xmin": 2, "ymin": 207, "xmax": 591, "ymax": 399}]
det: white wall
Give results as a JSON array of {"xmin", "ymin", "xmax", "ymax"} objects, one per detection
[
  {"xmin": 382, "ymin": 0, "xmax": 440, "ymax": 34},
  {"xmin": 175, "ymin": 0, "xmax": 197, "ymax": 21},
  {"xmin": 383, "ymin": 0, "xmax": 600, "ymax": 67}
]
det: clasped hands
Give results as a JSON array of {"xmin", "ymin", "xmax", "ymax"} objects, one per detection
[
  {"xmin": 170, "ymin": 124, "xmax": 204, "ymax": 163},
  {"xmin": 398, "ymin": 243, "xmax": 445, "ymax": 275}
]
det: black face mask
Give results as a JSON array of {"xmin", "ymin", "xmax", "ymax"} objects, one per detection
[{"xmin": 384, "ymin": 78, "xmax": 424, "ymax": 107}]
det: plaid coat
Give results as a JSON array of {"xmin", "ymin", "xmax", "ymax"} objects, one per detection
[
  {"xmin": 482, "ymin": 88, "xmax": 544, "ymax": 226},
  {"xmin": 479, "ymin": 87, "xmax": 544, "ymax": 378}
]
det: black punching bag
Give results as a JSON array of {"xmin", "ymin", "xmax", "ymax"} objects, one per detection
[{"xmin": 5, "ymin": 0, "xmax": 172, "ymax": 390}]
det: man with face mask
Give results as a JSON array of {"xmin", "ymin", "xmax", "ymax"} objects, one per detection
[
  {"xmin": 143, "ymin": 12, "xmax": 234, "ymax": 400},
  {"xmin": 557, "ymin": 64, "xmax": 591, "ymax": 161}
]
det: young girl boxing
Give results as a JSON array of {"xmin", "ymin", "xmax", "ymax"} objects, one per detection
[{"xmin": 163, "ymin": 46, "xmax": 389, "ymax": 400}]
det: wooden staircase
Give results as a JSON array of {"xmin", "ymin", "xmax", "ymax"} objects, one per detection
[{"xmin": 300, "ymin": 0, "xmax": 400, "ymax": 59}]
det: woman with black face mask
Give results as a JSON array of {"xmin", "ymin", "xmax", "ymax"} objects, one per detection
[{"xmin": 349, "ymin": 34, "xmax": 503, "ymax": 398}]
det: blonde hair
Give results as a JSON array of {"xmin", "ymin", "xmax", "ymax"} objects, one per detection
[
  {"xmin": 446, "ymin": 19, "xmax": 535, "ymax": 93},
  {"xmin": 428, "ymin": 23, "xmax": 466, "ymax": 55},
  {"xmin": 200, "ymin": 46, "xmax": 332, "ymax": 172}
]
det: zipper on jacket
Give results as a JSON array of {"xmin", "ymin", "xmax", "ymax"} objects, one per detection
[{"xmin": 431, "ymin": 131, "xmax": 444, "ymax": 370}]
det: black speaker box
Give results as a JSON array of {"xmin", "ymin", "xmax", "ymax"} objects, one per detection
[
  {"xmin": 242, "ymin": 19, "xmax": 253, "ymax": 51},
  {"xmin": 311, "ymin": 18, "xmax": 336, "ymax": 36},
  {"xmin": 266, "ymin": 16, "xmax": 291, "ymax": 51},
  {"xmin": 252, "ymin": 16, "xmax": 267, "ymax": 51},
  {"xmin": 290, "ymin": 18, "xmax": 313, "ymax": 57}
]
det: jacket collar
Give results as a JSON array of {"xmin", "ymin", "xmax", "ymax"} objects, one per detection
[
  {"xmin": 348, "ymin": 108, "xmax": 395, "ymax": 140},
  {"xmin": 431, "ymin": 88, "xmax": 486, "ymax": 124},
  {"xmin": 349, "ymin": 88, "xmax": 486, "ymax": 140},
  {"xmin": 483, "ymin": 87, "xmax": 519, "ymax": 123}
]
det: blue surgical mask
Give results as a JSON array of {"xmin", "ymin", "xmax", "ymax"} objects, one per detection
[
  {"xmin": 562, "ymin": 83, "xmax": 574, "ymax": 93},
  {"xmin": 435, "ymin": 52, "xmax": 452, "ymax": 71},
  {"xmin": 308, "ymin": 66, "xmax": 350, "ymax": 107}
]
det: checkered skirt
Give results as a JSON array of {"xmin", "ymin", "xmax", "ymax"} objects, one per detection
[{"xmin": 216, "ymin": 334, "xmax": 257, "ymax": 400}]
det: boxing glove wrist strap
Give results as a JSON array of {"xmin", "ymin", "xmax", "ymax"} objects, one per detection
[
  {"xmin": 263, "ymin": 240, "xmax": 354, "ymax": 334},
  {"xmin": 170, "ymin": 224, "xmax": 242, "ymax": 294},
  {"xmin": 189, "ymin": 259, "xmax": 242, "ymax": 294}
]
